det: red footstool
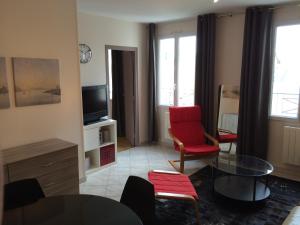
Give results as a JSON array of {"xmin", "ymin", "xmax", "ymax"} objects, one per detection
[{"xmin": 148, "ymin": 170, "xmax": 200, "ymax": 224}]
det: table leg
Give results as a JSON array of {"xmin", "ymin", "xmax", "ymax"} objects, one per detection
[
  {"xmin": 265, "ymin": 175, "xmax": 269, "ymax": 190},
  {"xmin": 211, "ymin": 166, "xmax": 215, "ymax": 194},
  {"xmin": 253, "ymin": 177, "xmax": 257, "ymax": 201}
]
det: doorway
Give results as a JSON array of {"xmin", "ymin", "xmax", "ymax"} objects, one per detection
[{"xmin": 105, "ymin": 46, "xmax": 139, "ymax": 151}]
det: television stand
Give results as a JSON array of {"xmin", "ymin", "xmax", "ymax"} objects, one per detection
[{"xmin": 83, "ymin": 119, "xmax": 117, "ymax": 174}]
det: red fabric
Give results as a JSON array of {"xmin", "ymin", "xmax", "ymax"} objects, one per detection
[
  {"xmin": 169, "ymin": 106, "xmax": 219, "ymax": 154},
  {"xmin": 169, "ymin": 106, "xmax": 202, "ymax": 123},
  {"xmin": 169, "ymin": 106, "xmax": 205, "ymax": 146},
  {"xmin": 184, "ymin": 144, "xmax": 219, "ymax": 155},
  {"xmin": 218, "ymin": 134, "xmax": 237, "ymax": 143},
  {"xmin": 148, "ymin": 171, "xmax": 199, "ymax": 199}
]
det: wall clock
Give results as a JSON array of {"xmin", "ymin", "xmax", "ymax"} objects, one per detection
[{"xmin": 79, "ymin": 44, "xmax": 92, "ymax": 64}]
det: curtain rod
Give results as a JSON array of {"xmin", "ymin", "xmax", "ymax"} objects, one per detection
[{"xmin": 216, "ymin": 2, "xmax": 300, "ymax": 19}]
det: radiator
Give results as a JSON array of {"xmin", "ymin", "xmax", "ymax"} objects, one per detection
[{"xmin": 283, "ymin": 126, "xmax": 300, "ymax": 166}]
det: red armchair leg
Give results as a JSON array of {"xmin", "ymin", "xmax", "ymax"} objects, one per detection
[{"xmin": 180, "ymin": 151, "xmax": 185, "ymax": 173}]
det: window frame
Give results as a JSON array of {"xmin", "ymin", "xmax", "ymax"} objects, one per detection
[
  {"xmin": 157, "ymin": 32, "xmax": 196, "ymax": 107},
  {"xmin": 269, "ymin": 21, "xmax": 300, "ymax": 122}
]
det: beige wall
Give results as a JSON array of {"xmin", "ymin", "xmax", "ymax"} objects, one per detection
[
  {"xmin": 77, "ymin": 13, "xmax": 149, "ymax": 143},
  {"xmin": 157, "ymin": 18, "xmax": 197, "ymax": 37},
  {"xmin": 214, "ymin": 14, "xmax": 245, "ymax": 133},
  {"xmin": 0, "ymin": 0, "xmax": 85, "ymax": 179}
]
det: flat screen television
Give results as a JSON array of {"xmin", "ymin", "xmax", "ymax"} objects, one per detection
[{"xmin": 82, "ymin": 85, "xmax": 108, "ymax": 125}]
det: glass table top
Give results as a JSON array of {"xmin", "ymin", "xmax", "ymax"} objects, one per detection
[
  {"xmin": 211, "ymin": 154, "xmax": 274, "ymax": 177},
  {"xmin": 3, "ymin": 195, "xmax": 142, "ymax": 225}
]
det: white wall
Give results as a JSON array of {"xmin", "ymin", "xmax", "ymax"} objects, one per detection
[
  {"xmin": 77, "ymin": 12, "xmax": 149, "ymax": 143},
  {"xmin": 0, "ymin": 0, "xmax": 85, "ymax": 178}
]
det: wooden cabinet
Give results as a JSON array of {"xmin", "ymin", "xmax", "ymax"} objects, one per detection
[{"xmin": 2, "ymin": 139, "xmax": 79, "ymax": 197}]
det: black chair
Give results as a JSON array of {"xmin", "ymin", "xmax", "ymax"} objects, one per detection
[
  {"xmin": 4, "ymin": 178, "xmax": 45, "ymax": 210},
  {"xmin": 120, "ymin": 176, "xmax": 155, "ymax": 225}
]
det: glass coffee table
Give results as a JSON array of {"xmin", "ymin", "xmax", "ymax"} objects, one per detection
[{"xmin": 211, "ymin": 154, "xmax": 274, "ymax": 202}]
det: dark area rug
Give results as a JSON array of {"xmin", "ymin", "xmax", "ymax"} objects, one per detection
[{"xmin": 155, "ymin": 166, "xmax": 300, "ymax": 225}]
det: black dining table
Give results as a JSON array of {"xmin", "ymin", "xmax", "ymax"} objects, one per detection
[{"xmin": 3, "ymin": 195, "xmax": 143, "ymax": 225}]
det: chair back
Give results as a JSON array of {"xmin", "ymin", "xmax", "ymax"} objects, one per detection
[
  {"xmin": 120, "ymin": 176, "xmax": 155, "ymax": 225},
  {"xmin": 4, "ymin": 178, "xmax": 45, "ymax": 210},
  {"xmin": 169, "ymin": 106, "xmax": 205, "ymax": 148}
]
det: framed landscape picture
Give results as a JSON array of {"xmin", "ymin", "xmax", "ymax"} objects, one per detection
[
  {"xmin": 12, "ymin": 58, "xmax": 61, "ymax": 107},
  {"xmin": 0, "ymin": 57, "xmax": 10, "ymax": 109}
]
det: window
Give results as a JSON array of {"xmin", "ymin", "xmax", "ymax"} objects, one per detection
[
  {"xmin": 158, "ymin": 38, "xmax": 175, "ymax": 106},
  {"xmin": 158, "ymin": 35, "xmax": 196, "ymax": 106},
  {"xmin": 271, "ymin": 24, "xmax": 300, "ymax": 119}
]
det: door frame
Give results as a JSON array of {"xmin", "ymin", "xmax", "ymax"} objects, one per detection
[{"xmin": 105, "ymin": 45, "xmax": 139, "ymax": 146}]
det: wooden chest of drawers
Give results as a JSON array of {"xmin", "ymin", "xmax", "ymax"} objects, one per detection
[{"xmin": 2, "ymin": 139, "xmax": 79, "ymax": 196}]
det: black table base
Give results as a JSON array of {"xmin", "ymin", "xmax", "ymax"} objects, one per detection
[{"xmin": 214, "ymin": 176, "xmax": 271, "ymax": 202}]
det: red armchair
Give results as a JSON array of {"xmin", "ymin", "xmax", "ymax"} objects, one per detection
[
  {"xmin": 168, "ymin": 106, "xmax": 220, "ymax": 173},
  {"xmin": 217, "ymin": 129, "xmax": 237, "ymax": 153}
]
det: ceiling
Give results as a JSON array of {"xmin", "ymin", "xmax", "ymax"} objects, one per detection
[{"xmin": 77, "ymin": 0, "xmax": 297, "ymax": 23}]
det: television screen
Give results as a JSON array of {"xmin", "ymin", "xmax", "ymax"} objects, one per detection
[{"xmin": 82, "ymin": 85, "xmax": 108, "ymax": 124}]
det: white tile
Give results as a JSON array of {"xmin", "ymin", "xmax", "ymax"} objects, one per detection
[
  {"xmin": 106, "ymin": 195, "xmax": 121, "ymax": 202},
  {"xmin": 110, "ymin": 167, "xmax": 131, "ymax": 177},
  {"xmin": 80, "ymin": 185, "xmax": 107, "ymax": 196},
  {"xmin": 130, "ymin": 160, "xmax": 149, "ymax": 169},
  {"xmin": 106, "ymin": 184, "xmax": 125, "ymax": 196},
  {"xmin": 130, "ymin": 155, "xmax": 148, "ymax": 162},
  {"xmin": 118, "ymin": 150, "xmax": 130, "ymax": 156},
  {"xmin": 107, "ymin": 175, "xmax": 129, "ymax": 185},
  {"xmin": 85, "ymin": 176, "xmax": 108, "ymax": 186},
  {"xmin": 130, "ymin": 168, "xmax": 148, "ymax": 176},
  {"xmin": 81, "ymin": 144, "xmax": 208, "ymax": 199}
]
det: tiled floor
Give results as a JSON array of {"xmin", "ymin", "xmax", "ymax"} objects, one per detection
[{"xmin": 80, "ymin": 144, "xmax": 207, "ymax": 201}]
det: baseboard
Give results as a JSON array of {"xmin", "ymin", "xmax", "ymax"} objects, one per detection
[{"xmin": 272, "ymin": 164, "xmax": 300, "ymax": 182}]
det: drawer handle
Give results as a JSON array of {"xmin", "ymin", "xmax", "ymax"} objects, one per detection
[
  {"xmin": 44, "ymin": 182, "xmax": 56, "ymax": 188},
  {"xmin": 41, "ymin": 162, "xmax": 56, "ymax": 167}
]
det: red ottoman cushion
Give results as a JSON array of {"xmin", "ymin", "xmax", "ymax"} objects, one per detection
[{"xmin": 148, "ymin": 171, "xmax": 199, "ymax": 199}]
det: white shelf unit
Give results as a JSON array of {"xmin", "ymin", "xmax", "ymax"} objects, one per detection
[{"xmin": 83, "ymin": 119, "xmax": 117, "ymax": 174}]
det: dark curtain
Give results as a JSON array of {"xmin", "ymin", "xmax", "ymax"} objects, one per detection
[
  {"xmin": 194, "ymin": 14, "xmax": 216, "ymax": 136},
  {"xmin": 148, "ymin": 23, "xmax": 157, "ymax": 142},
  {"xmin": 112, "ymin": 50, "xmax": 126, "ymax": 137},
  {"xmin": 237, "ymin": 7, "xmax": 273, "ymax": 159}
]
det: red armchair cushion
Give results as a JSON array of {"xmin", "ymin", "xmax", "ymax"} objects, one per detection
[
  {"xmin": 148, "ymin": 171, "xmax": 199, "ymax": 199},
  {"xmin": 184, "ymin": 144, "xmax": 220, "ymax": 155},
  {"xmin": 169, "ymin": 106, "xmax": 205, "ymax": 147},
  {"xmin": 218, "ymin": 134, "xmax": 237, "ymax": 143}
]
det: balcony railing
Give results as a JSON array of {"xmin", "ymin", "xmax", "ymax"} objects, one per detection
[{"xmin": 271, "ymin": 92, "xmax": 299, "ymax": 117}]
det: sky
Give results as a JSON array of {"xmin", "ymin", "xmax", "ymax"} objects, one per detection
[
  {"xmin": 0, "ymin": 57, "xmax": 8, "ymax": 88},
  {"xmin": 13, "ymin": 58, "xmax": 60, "ymax": 90}
]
